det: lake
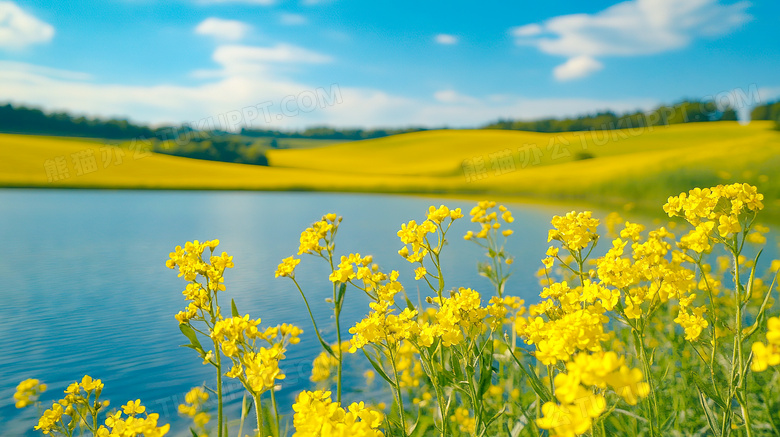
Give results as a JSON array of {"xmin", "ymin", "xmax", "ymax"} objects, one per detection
[{"xmin": 1, "ymin": 189, "xmax": 775, "ymax": 435}]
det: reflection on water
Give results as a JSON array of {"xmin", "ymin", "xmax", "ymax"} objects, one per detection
[{"xmin": 1, "ymin": 189, "xmax": 775, "ymax": 435}]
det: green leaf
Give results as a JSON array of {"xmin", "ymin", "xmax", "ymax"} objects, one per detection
[
  {"xmin": 231, "ymin": 298, "xmax": 240, "ymax": 318},
  {"xmin": 404, "ymin": 295, "xmax": 416, "ymax": 312},
  {"xmin": 362, "ymin": 349, "xmax": 396, "ymax": 388},
  {"xmin": 179, "ymin": 323, "xmax": 205, "ymax": 354},
  {"xmin": 503, "ymin": 422, "xmax": 512, "ymax": 437},
  {"xmin": 508, "ymin": 349, "xmax": 550, "ymax": 402},
  {"xmin": 689, "ymin": 372, "xmax": 727, "ymax": 410},
  {"xmin": 453, "ymin": 385, "xmax": 472, "ymax": 399},
  {"xmin": 408, "ymin": 409, "xmax": 420, "ymax": 436},
  {"xmin": 483, "ymin": 406, "xmax": 506, "ymax": 433},
  {"xmin": 743, "ymin": 249, "xmax": 761, "ymax": 297},
  {"xmin": 660, "ymin": 412, "xmax": 676, "ymax": 432},
  {"xmin": 190, "ymin": 428, "xmax": 198, "ymax": 437},
  {"xmin": 451, "ymin": 353, "xmax": 465, "ymax": 380},
  {"xmin": 697, "ymin": 388, "xmax": 722, "ymax": 437},
  {"xmin": 477, "ymin": 364, "xmax": 493, "ymax": 399},
  {"xmin": 436, "ymin": 369, "xmax": 455, "ymax": 388},
  {"xmin": 336, "ymin": 283, "xmax": 347, "ymax": 310},
  {"xmin": 244, "ymin": 394, "xmax": 254, "ymax": 416},
  {"xmin": 318, "ymin": 337, "xmax": 336, "ymax": 358}
]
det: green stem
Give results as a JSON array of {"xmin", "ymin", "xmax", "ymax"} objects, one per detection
[
  {"xmin": 547, "ymin": 364, "xmax": 557, "ymax": 397},
  {"xmin": 326, "ymin": 248, "xmax": 344, "ymax": 404},
  {"xmin": 208, "ymin": 296, "xmax": 224, "ymax": 437},
  {"xmin": 214, "ymin": 338, "xmax": 224, "ymax": 437},
  {"xmin": 389, "ymin": 348, "xmax": 409, "ymax": 437},
  {"xmin": 238, "ymin": 393, "xmax": 248, "ymax": 437},
  {"xmin": 91, "ymin": 396, "xmax": 98, "ymax": 432},
  {"xmin": 419, "ymin": 348, "xmax": 449, "ymax": 437},
  {"xmin": 635, "ymin": 324, "xmax": 658, "ymax": 437},
  {"xmin": 696, "ymin": 258, "xmax": 722, "ymax": 403},
  {"xmin": 254, "ymin": 394, "xmax": 263, "ymax": 437},
  {"xmin": 270, "ymin": 386, "xmax": 281, "ymax": 436},
  {"xmin": 335, "ymin": 305, "xmax": 343, "ymax": 404},
  {"xmin": 291, "ymin": 278, "xmax": 334, "ymax": 357},
  {"xmin": 733, "ymin": 251, "xmax": 754, "ymax": 437},
  {"xmin": 465, "ymin": 362, "xmax": 483, "ymax": 434}
]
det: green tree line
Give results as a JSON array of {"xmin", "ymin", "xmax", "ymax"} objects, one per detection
[
  {"xmin": 750, "ymin": 100, "xmax": 780, "ymax": 127},
  {"xmin": 482, "ymin": 100, "xmax": 740, "ymax": 132}
]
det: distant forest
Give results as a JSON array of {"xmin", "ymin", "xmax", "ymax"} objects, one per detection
[
  {"xmin": 1, "ymin": 99, "xmax": 777, "ymax": 166},
  {"xmin": 484, "ymin": 100, "xmax": 743, "ymax": 132},
  {"xmin": 0, "ymin": 103, "xmax": 429, "ymax": 141},
  {"xmin": 2, "ymin": 99, "xmax": 778, "ymax": 141}
]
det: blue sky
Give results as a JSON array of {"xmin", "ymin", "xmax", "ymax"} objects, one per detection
[{"xmin": 0, "ymin": 0, "xmax": 778, "ymax": 129}]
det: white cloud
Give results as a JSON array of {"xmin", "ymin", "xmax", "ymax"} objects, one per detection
[
  {"xmin": 434, "ymin": 34, "xmax": 458, "ymax": 45},
  {"xmin": 195, "ymin": 17, "xmax": 251, "ymax": 42},
  {"xmin": 214, "ymin": 43, "xmax": 332, "ymax": 65},
  {"xmin": 433, "ymin": 90, "xmax": 477, "ymax": 104},
  {"xmin": 189, "ymin": 43, "xmax": 332, "ymax": 79},
  {"xmin": 512, "ymin": 0, "xmax": 751, "ymax": 79},
  {"xmin": 0, "ymin": 61, "xmax": 91, "ymax": 81},
  {"xmin": 553, "ymin": 56, "xmax": 603, "ymax": 81},
  {"xmin": 0, "ymin": 1, "xmax": 54, "ymax": 50},
  {"xmin": 0, "ymin": 55, "xmax": 662, "ymax": 130},
  {"xmin": 280, "ymin": 13, "xmax": 307, "ymax": 25},
  {"xmin": 511, "ymin": 23, "xmax": 542, "ymax": 37},
  {"xmin": 757, "ymin": 86, "xmax": 780, "ymax": 104}
]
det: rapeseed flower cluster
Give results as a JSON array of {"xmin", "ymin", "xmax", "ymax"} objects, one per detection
[
  {"xmin": 751, "ymin": 317, "xmax": 780, "ymax": 372},
  {"xmin": 464, "ymin": 202, "xmax": 516, "ymax": 294},
  {"xmin": 35, "ymin": 376, "xmax": 108, "ymax": 435},
  {"xmin": 516, "ymin": 301, "xmax": 610, "ymax": 365},
  {"xmin": 464, "ymin": 201, "xmax": 513, "ymax": 240},
  {"xmin": 348, "ymin": 300, "xmax": 418, "ymax": 352},
  {"xmin": 349, "ymin": 284, "xmax": 495, "ymax": 355},
  {"xmin": 14, "ymin": 378, "xmax": 46, "ymax": 408},
  {"xmin": 31, "ymin": 376, "xmax": 169, "ymax": 437},
  {"xmin": 346, "ymin": 263, "xmax": 421, "ymax": 353},
  {"xmin": 166, "ymin": 239, "xmax": 234, "ymax": 324},
  {"xmin": 311, "ymin": 343, "xmax": 351, "ymax": 383},
  {"xmin": 596, "ymin": 222, "xmax": 706, "ymax": 337},
  {"xmin": 486, "ymin": 295, "xmax": 525, "ymax": 330},
  {"xmin": 428, "ymin": 287, "xmax": 488, "ymax": 347},
  {"xmin": 178, "ymin": 386, "xmax": 210, "ymax": 433},
  {"xmin": 398, "ymin": 205, "xmax": 462, "ymax": 277},
  {"xmin": 663, "ymin": 183, "xmax": 764, "ymax": 228},
  {"xmin": 548, "ymin": 211, "xmax": 599, "ymax": 251},
  {"xmin": 212, "ymin": 315, "xmax": 302, "ymax": 394},
  {"xmin": 299, "ymin": 214, "xmax": 340, "ymax": 255},
  {"xmin": 329, "ymin": 253, "xmax": 374, "ymax": 283},
  {"xmin": 450, "ymin": 407, "xmax": 476, "ymax": 433},
  {"xmin": 397, "ymin": 219, "xmax": 436, "ymax": 264},
  {"xmin": 291, "ymin": 390, "xmax": 384, "ymax": 437},
  {"xmin": 275, "ymin": 256, "xmax": 301, "ymax": 278},
  {"xmin": 537, "ymin": 352, "xmax": 649, "ymax": 437},
  {"xmin": 97, "ymin": 407, "xmax": 169, "ymax": 437}
]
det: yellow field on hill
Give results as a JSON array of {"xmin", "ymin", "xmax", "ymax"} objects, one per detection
[
  {"xmin": 1, "ymin": 121, "xmax": 779, "ymax": 214},
  {"xmin": 266, "ymin": 122, "xmax": 774, "ymax": 177}
]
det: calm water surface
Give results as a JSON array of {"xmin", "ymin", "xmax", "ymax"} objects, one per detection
[{"xmin": 1, "ymin": 189, "xmax": 775, "ymax": 435}]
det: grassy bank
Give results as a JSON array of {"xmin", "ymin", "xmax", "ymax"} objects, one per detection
[{"xmin": 1, "ymin": 121, "xmax": 779, "ymax": 214}]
